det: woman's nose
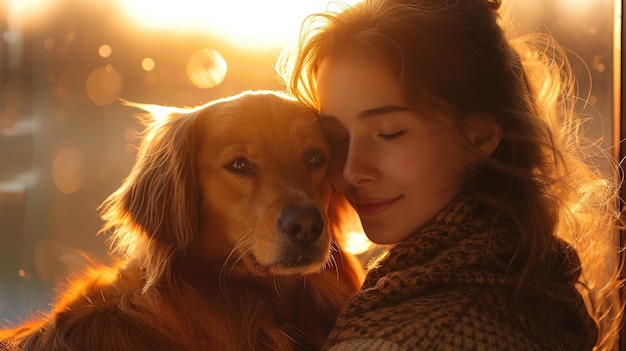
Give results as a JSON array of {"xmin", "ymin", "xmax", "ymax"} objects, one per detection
[{"xmin": 342, "ymin": 140, "xmax": 377, "ymax": 186}]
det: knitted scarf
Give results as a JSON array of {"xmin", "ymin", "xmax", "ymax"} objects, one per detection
[{"xmin": 324, "ymin": 195, "xmax": 597, "ymax": 351}]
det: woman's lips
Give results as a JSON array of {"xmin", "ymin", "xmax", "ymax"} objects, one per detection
[{"xmin": 351, "ymin": 196, "xmax": 402, "ymax": 216}]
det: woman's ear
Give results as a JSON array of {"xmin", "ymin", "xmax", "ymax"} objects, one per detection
[{"xmin": 463, "ymin": 114, "xmax": 501, "ymax": 156}]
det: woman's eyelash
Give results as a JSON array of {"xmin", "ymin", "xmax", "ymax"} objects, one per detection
[{"xmin": 378, "ymin": 130, "xmax": 406, "ymax": 140}]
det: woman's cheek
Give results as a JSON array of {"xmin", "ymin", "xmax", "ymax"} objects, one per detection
[{"xmin": 388, "ymin": 139, "xmax": 458, "ymax": 191}]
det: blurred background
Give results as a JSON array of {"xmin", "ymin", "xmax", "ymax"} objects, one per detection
[{"xmin": 0, "ymin": 0, "xmax": 621, "ymax": 332}]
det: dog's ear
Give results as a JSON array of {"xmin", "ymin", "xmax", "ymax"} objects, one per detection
[{"xmin": 99, "ymin": 102, "xmax": 200, "ymax": 290}]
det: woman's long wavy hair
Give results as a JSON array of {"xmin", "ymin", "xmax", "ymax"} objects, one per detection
[{"xmin": 277, "ymin": 0, "xmax": 623, "ymax": 348}]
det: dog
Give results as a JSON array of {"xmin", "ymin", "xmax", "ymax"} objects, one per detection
[{"xmin": 0, "ymin": 90, "xmax": 364, "ymax": 351}]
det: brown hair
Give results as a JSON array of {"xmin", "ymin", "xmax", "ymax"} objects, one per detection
[{"xmin": 278, "ymin": 0, "xmax": 623, "ymax": 348}]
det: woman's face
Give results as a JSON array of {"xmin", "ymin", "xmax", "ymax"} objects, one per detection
[{"xmin": 316, "ymin": 56, "xmax": 474, "ymax": 244}]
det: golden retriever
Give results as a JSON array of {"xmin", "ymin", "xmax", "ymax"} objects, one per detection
[{"xmin": 0, "ymin": 90, "xmax": 363, "ymax": 351}]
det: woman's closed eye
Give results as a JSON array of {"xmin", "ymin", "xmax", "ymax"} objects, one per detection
[{"xmin": 378, "ymin": 130, "xmax": 406, "ymax": 140}]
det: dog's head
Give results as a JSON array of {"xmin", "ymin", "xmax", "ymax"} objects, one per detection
[
  {"xmin": 100, "ymin": 91, "xmax": 338, "ymax": 287},
  {"xmin": 192, "ymin": 90, "xmax": 337, "ymax": 276}
]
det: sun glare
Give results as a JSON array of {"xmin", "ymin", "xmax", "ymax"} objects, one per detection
[
  {"xmin": 334, "ymin": 200, "xmax": 372, "ymax": 255},
  {"xmin": 117, "ymin": 0, "xmax": 363, "ymax": 49},
  {"xmin": 7, "ymin": 0, "xmax": 55, "ymax": 30}
]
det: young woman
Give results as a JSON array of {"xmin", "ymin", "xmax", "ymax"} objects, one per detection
[{"xmin": 278, "ymin": 0, "xmax": 623, "ymax": 350}]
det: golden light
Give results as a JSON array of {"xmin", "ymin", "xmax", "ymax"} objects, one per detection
[
  {"xmin": 117, "ymin": 0, "xmax": 363, "ymax": 49},
  {"xmin": 98, "ymin": 44, "xmax": 112, "ymax": 58},
  {"xmin": 554, "ymin": 0, "xmax": 597, "ymax": 18},
  {"xmin": 334, "ymin": 199, "xmax": 373, "ymax": 255},
  {"xmin": 7, "ymin": 0, "xmax": 55, "ymax": 30},
  {"xmin": 86, "ymin": 64, "xmax": 123, "ymax": 106},
  {"xmin": 8, "ymin": 0, "xmax": 48, "ymax": 14},
  {"xmin": 187, "ymin": 49, "xmax": 228, "ymax": 89},
  {"xmin": 121, "ymin": 100, "xmax": 193, "ymax": 123},
  {"xmin": 141, "ymin": 57, "xmax": 156, "ymax": 72},
  {"xmin": 345, "ymin": 230, "xmax": 373, "ymax": 256},
  {"xmin": 52, "ymin": 146, "xmax": 85, "ymax": 194}
]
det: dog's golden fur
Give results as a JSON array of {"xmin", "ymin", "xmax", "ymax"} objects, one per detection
[{"xmin": 0, "ymin": 90, "xmax": 363, "ymax": 351}]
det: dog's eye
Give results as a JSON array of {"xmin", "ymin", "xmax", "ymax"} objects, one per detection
[
  {"xmin": 226, "ymin": 158, "xmax": 255, "ymax": 175},
  {"xmin": 304, "ymin": 149, "xmax": 326, "ymax": 170}
]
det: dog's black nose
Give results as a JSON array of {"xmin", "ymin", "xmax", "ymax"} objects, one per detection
[{"xmin": 278, "ymin": 206, "xmax": 324, "ymax": 245}]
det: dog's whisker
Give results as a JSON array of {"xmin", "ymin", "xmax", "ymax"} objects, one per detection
[
  {"xmin": 227, "ymin": 246, "xmax": 252, "ymax": 276},
  {"xmin": 220, "ymin": 229, "xmax": 254, "ymax": 272},
  {"xmin": 319, "ymin": 252, "xmax": 339, "ymax": 281},
  {"xmin": 315, "ymin": 240, "xmax": 341, "ymax": 282},
  {"xmin": 319, "ymin": 241, "xmax": 339, "ymax": 271},
  {"xmin": 330, "ymin": 239, "xmax": 339, "ymax": 253},
  {"xmin": 220, "ymin": 251, "xmax": 252, "ymax": 298},
  {"xmin": 220, "ymin": 245, "xmax": 258, "ymax": 300},
  {"xmin": 272, "ymin": 276, "xmax": 286, "ymax": 300},
  {"xmin": 220, "ymin": 230, "xmax": 255, "ymax": 299},
  {"xmin": 331, "ymin": 255, "xmax": 341, "ymax": 282},
  {"xmin": 283, "ymin": 325, "xmax": 314, "ymax": 346}
]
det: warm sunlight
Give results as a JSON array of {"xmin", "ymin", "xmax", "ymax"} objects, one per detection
[
  {"xmin": 117, "ymin": 0, "xmax": 363, "ymax": 49},
  {"xmin": 333, "ymin": 200, "xmax": 372, "ymax": 255},
  {"xmin": 7, "ymin": 0, "xmax": 55, "ymax": 30}
]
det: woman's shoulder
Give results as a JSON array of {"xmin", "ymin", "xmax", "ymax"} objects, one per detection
[
  {"xmin": 326, "ymin": 338, "xmax": 405, "ymax": 351},
  {"xmin": 323, "ymin": 291, "xmax": 544, "ymax": 351},
  {"xmin": 326, "ymin": 286, "xmax": 530, "ymax": 349},
  {"xmin": 327, "ymin": 284, "xmax": 592, "ymax": 351}
]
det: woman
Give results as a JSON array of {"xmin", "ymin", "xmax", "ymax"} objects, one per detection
[{"xmin": 278, "ymin": 0, "xmax": 622, "ymax": 350}]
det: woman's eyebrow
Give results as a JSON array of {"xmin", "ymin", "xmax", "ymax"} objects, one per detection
[
  {"xmin": 320, "ymin": 105, "xmax": 411, "ymax": 120},
  {"xmin": 358, "ymin": 105, "xmax": 411, "ymax": 119}
]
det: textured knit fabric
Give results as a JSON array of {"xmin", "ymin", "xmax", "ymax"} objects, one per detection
[{"xmin": 324, "ymin": 195, "xmax": 597, "ymax": 351}]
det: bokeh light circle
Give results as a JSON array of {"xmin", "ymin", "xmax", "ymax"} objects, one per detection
[
  {"xmin": 86, "ymin": 65, "xmax": 123, "ymax": 105},
  {"xmin": 98, "ymin": 44, "xmax": 112, "ymax": 58},
  {"xmin": 51, "ymin": 146, "xmax": 85, "ymax": 194},
  {"xmin": 186, "ymin": 48, "xmax": 227, "ymax": 89},
  {"xmin": 141, "ymin": 57, "xmax": 155, "ymax": 71}
]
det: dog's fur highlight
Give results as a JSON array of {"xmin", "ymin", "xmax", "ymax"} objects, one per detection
[{"xmin": 0, "ymin": 90, "xmax": 363, "ymax": 351}]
